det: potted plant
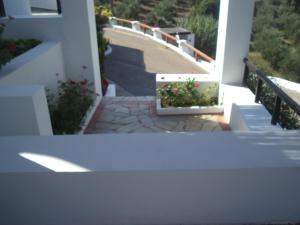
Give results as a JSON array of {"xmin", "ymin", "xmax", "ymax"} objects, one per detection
[{"xmin": 156, "ymin": 74, "xmax": 223, "ymax": 115}]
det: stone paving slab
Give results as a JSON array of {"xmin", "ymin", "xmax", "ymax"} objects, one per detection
[{"xmin": 85, "ymin": 97, "xmax": 230, "ymax": 134}]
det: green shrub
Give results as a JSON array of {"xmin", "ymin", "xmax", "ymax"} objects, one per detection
[
  {"xmin": 177, "ymin": 15, "xmax": 217, "ymax": 57},
  {"xmin": 157, "ymin": 79, "xmax": 217, "ymax": 108},
  {"xmin": 189, "ymin": 0, "xmax": 220, "ymax": 19},
  {"xmin": 97, "ymin": 31, "xmax": 109, "ymax": 73},
  {"xmin": 48, "ymin": 78, "xmax": 94, "ymax": 134},
  {"xmin": 113, "ymin": 0, "xmax": 141, "ymax": 20},
  {"xmin": 95, "ymin": 3, "xmax": 112, "ymax": 26},
  {"xmin": 0, "ymin": 39, "xmax": 41, "ymax": 70},
  {"xmin": 252, "ymin": 28, "xmax": 288, "ymax": 70},
  {"xmin": 146, "ymin": 0, "xmax": 177, "ymax": 27}
]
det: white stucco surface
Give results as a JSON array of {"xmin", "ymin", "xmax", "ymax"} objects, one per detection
[
  {"xmin": 0, "ymin": 132, "xmax": 299, "ymax": 225},
  {"xmin": 30, "ymin": 0, "xmax": 58, "ymax": 11},
  {"xmin": 0, "ymin": 85, "xmax": 52, "ymax": 136},
  {"xmin": 0, "ymin": 42, "xmax": 66, "ymax": 93}
]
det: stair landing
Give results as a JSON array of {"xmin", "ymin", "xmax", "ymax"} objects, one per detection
[{"xmin": 85, "ymin": 97, "xmax": 229, "ymax": 134}]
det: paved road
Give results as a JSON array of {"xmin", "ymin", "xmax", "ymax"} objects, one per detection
[{"xmin": 104, "ymin": 28, "xmax": 206, "ymax": 96}]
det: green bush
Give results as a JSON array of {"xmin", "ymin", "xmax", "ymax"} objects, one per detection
[
  {"xmin": 48, "ymin": 78, "xmax": 94, "ymax": 134},
  {"xmin": 146, "ymin": 0, "xmax": 177, "ymax": 27},
  {"xmin": 97, "ymin": 31, "xmax": 109, "ymax": 73},
  {"xmin": 157, "ymin": 79, "xmax": 217, "ymax": 108},
  {"xmin": 189, "ymin": 0, "xmax": 220, "ymax": 19},
  {"xmin": 113, "ymin": 0, "xmax": 141, "ymax": 20},
  {"xmin": 95, "ymin": 3, "xmax": 112, "ymax": 27},
  {"xmin": 177, "ymin": 15, "xmax": 217, "ymax": 57},
  {"xmin": 0, "ymin": 39, "xmax": 41, "ymax": 70}
]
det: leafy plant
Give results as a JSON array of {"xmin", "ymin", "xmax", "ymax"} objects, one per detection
[
  {"xmin": 113, "ymin": 0, "xmax": 141, "ymax": 20},
  {"xmin": 0, "ymin": 18, "xmax": 41, "ymax": 70},
  {"xmin": 157, "ymin": 78, "xmax": 218, "ymax": 108},
  {"xmin": 177, "ymin": 15, "xmax": 217, "ymax": 57},
  {"xmin": 95, "ymin": 3, "xmax": 112, "ymax": 28},
  {"xmin": 48, "ymin": 77, "xmax": 94, "ymax": 134},
  {"xmin": 146, "ymin": 0, "xmax": 177, "ymax": 27}
]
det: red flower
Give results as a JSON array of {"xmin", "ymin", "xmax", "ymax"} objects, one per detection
[
  {"xmin": 6, "ymin": 42, "xmax": 17, "ymax": 53},
  {"xmin": 80, "ymin": 79, "xmax": 88, "ymax": 86},
  {"xmin": 69, "ymin": 79, "xmax": 76, "ymax": 85}
]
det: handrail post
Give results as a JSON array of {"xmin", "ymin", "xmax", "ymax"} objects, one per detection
[
  {"xmin": 255, "ymin": 78, "xmax": 263, "ymax": 103},
  {"xmin": 271, "ymin": 96, "xmax": 282, "ymax": 125},
  {"xmin": 243, "ymin": 65, "xmax": 249, "ymax": 86}
]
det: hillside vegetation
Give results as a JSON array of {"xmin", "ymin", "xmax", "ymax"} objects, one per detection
[{"xmin": 96, "ymin": 0, "xmax": 300, "ymax": 83}]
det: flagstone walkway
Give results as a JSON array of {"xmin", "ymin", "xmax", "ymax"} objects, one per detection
[{"xmin": 85, "ymin": 97, "xmax": 230, "ymax": 134}]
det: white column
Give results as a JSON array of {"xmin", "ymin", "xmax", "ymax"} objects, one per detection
[
  {"xmin": 3, "ymin": 0, "xmax": 31, "ymax": 16},
  {"xmin": 215, "ymin": 0, "xmax": 255, "ymax": 85},
  {"xmin": 60, "ymin": 0, "xmax": 102, "ymax": 97}
]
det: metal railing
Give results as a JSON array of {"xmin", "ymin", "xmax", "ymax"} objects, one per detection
[
  {"xmin": 112, "ymin": 17, "xmax": 214, "ymax": 63},
  {"xmin": 243, "ymin": 58, "xmax": 300, "ymax": 126}
]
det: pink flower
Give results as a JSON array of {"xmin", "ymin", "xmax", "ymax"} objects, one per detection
[{"xmin": 193, "ymin": 81, "xmax": 200, "ymax": 88}]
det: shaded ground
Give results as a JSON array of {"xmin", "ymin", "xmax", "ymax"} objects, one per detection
[
  {"xmin": 85, "ymin": 97, "xmax": 229, "ymax": 134},
  {"xmin": 104, "ymin": 28, "xmax": 206, "ymax": 96}
]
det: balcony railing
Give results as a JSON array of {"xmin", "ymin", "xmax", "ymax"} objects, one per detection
[{"xmin": 243, "ymin": 57, "xmax": 300, "ymax": 129}]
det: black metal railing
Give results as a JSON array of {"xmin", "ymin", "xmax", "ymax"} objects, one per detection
[
  {"xmin": 0, "ymin": 0, "xmax": 5, "ymax": 17},
  {"xmin": 243, "ymin": 57, "xmax": 300, "ymax": 128}
]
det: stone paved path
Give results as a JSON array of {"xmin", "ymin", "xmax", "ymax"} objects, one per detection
[{"xmin": 85, "ymin": 97, "xmax": 229, "ymax": 134}]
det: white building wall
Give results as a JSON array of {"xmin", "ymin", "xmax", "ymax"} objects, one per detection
[
  {"xmin": 30, "ymin": 0, "xmax": 57, "ymax": 11},
  {"xmin": 3, "ymin": 0, "xmax": 102, "ymax": 96},
  {"xmin": 0, "ymin": 42, "xmax": 66, "ymax": 93},
  {"xmin": 3, "ymin": 0, "xmax": 31, "ymax": 16},
  {"xmin": 0, "ymin": 85, "xmax": 52, "ymax": 136}
]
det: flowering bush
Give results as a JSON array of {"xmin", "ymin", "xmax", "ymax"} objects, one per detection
[
  {"xmin": 0, "ymin": 16, "xmax": 41, "ymax": 70},
  {"xmin": 157, "ymin": 78, "xmax": 218, "ymax": 108},
  {"xmin": 0, "ymin": 17, "xmax": 41, "ymax": 70},
  {"xmin": 48, "ymin": 78, "xmax": 94, "ymax": 134}
]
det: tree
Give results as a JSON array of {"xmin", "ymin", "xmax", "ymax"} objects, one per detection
[{"xmin": 146, "ymin": 0, "xmax": 177, "ymax": 27}]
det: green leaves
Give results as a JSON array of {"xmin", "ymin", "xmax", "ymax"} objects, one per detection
[
  {"xmin": 48, "ymin": 80, "xmax": 94, "ymax": 134},
  {"xmin": 177, "ymin": 14, "xmax": 217, "ymax": 57},
  {"xmin": 146, "ymin": 0, "xmax": 177, "ymax": 27},
  {"xmin": 157, "ymin": 78, "xmax": 217, "ymax": 108},
  {"xmin": 114, "ymin": 0, "xmax": 141, "ymax": 20}
]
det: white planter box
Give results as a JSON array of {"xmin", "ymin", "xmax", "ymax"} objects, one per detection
[{"xmin": 156, "ymin": 99, "xmax": 223, "ymax": 115}]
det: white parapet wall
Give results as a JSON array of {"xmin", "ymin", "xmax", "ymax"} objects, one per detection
[
  {"xmin": 0, "ymin": 85, "xmax": 53, "ymax": 136},
  {"xmin": 30, "ymin": 0, "xmax": 58, "ymax": 11},
  {"xmin": 0, "ymin": 42, "xmax": 66, "ymax": 93},
  {"xmin": 0, "ymin": 131, "xmax": 299, "ymax": 224}
]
